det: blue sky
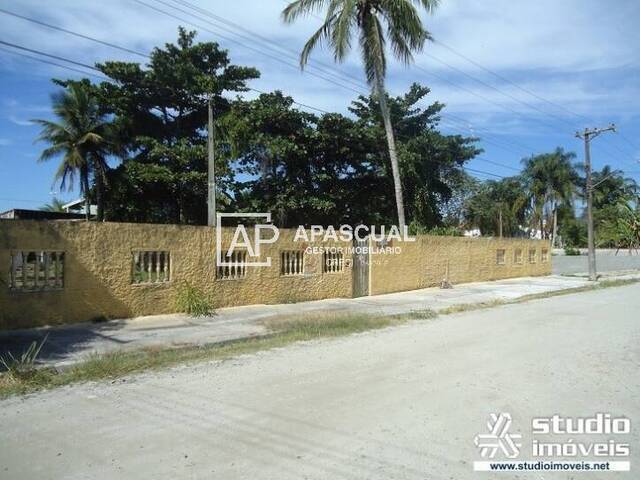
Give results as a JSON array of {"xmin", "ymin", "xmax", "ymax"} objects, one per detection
[{"xmin": 1, "ymin": 0, "xmax": 639, "ymax": 213}]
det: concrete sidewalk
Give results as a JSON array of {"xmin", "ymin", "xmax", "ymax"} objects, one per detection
[{"xmin": 1, "ymin": 272, "xmax": 638, "ymax": 367}]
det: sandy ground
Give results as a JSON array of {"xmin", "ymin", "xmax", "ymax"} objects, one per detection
[{"xmin": 1, "ymin": 283, "xmax": 638, "ymax": 479}]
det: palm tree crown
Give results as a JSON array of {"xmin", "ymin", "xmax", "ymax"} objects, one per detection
[
  {"xmin": 283, "ymin": 0, "xmax": 438, "ymax": 84},
  {"xmin": 33, "ymin": 83, "xmax": 111, "ymax": 221},
  {"xmin": 521, "ymin": 147, "xmax": 578, "ymax": 244}
]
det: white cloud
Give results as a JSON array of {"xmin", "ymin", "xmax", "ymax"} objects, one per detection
[
  {"xmin": 8, "ymin": 116, "xmax": 34, "ymax": 127},
  {"xmin": 1, "ymin": 0, "xmax": 638, "ymax": 137}
]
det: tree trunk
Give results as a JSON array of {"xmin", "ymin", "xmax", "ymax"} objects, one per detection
[
  {"xmin": 374, "ymin": 73, "xmax": 405, "ymax": 230},
  {"xmin": 95, "ymin": 170, "xmax": 104, "ymax": 222},
  {"xmin": 551, "ymin": 204, "xmax": 558, "ymax": 248},
  {"xmin": 81, "ymin": 168, "xmax": 91, "ymax": 222}
]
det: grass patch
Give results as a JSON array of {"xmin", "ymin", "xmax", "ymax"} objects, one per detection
[
  {"xmin": 175, "ymin": 281, "xmax": 215, "ymax": 317},
  {"xmin": 0, "ymin": 311, "xmax": 430, "ymax": 399},
  {"xmin": 439, "ymin": 278, "xmax": 640, "ymax": 315}
]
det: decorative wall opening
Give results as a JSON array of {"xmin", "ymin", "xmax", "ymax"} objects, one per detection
[
  {"xmin": 529, "ymin": 249, "xmax": 537, "ymax": 263},
  {"xmin": 514, "ymin": 248, "xmax": 523, "ymax": 264},
  {"xmin": 281, "ymin": 251, "xmax": 304, "ymax": 276},
  {"xmin": 323, "ymin": 251, "xmax": 344, "ymax": 273},
  {"xmin": 541, "ymin": 248, "xmax": 549, "ymax": 263},
  {"xmin": 496, "ymin": 249, "xmax": 506, "ymax": 265},
  {"xmin": 217, "ymin": 250, "xmax": 247, "ymax": 280},
  {"xmin": 8, "ymin": 251, "xmax": 65, "ymax": 291},
  {"xmin": 132, "ymin": 251, "xmax": 170, "ymax": 284}
]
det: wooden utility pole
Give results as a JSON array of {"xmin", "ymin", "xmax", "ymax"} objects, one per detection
[
  {"xmin": 575, "ymin": 124, "xmax": 616, "ymax": 281},
  {"xmin": 207, "ymin": 96, "xmax": 216, "ymax": 226},
  {"xmin": 498, "ymin": 207, "xmax": 503, "ymax": 238}
]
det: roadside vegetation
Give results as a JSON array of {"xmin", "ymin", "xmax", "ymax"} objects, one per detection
[
  {"xmin": 175, "ymin": 281, "xmax": 216, "ymax": 317},
  {"xmin": 1, "ymin": 279, "xmax": 638, "ymax": 399},
  {"xmin": 0, "ymin": 309, "xmax": 436, "ymax": 399}
]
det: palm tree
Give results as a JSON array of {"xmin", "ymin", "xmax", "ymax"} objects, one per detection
[
  {"xmin": 521, "ymin": 148, "xmax": 577, "ymax": 246},
  {"xmin": 282, "ymin": 0, "xmax": 439, "ymax": 229},
  {"xmin": 33, "ymin": 83, "xmax": 111, "ymax": 221},
  {"xmin": 40, "ymin": 197, "xmax": 67, "ymax": 213}
]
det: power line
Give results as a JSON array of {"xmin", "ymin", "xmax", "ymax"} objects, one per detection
[
  {"xmin": 190, "ymin": 0, "xmax": 630, "ymax": 165},
  {"xmin": 421, "ymin": 45, "xmax": 636, "ymax": 164},
  {"xmin": 8, "ymin": 20, "xmax": 621, "ymax": 182},
  {"xmin": 0, "ymin": 46, "xmax": 109, "ymax": 80},
  {"xmin": 279, "ymin": 0, "xmax": 636, "ymax": 168},
  {"xmin": 439, "ymin": 118, "xmax": 534, "ymax": 157},
  {"xmin": 152, "ymin": 0, "xmax": 366, "ymax": 92},
  {"xmin": 3, "ymin": 12, "xmax": 635, "ymax": 188},
  {"xmin": 131, "ymin": 0, "xmax": 367, "ymax": 96},
  {"xmin": 167, "ymin": 0, "xmax": 367, "ymax": 90},
  {"xmin": 464, "ymin": 167, "xmax": 505, "ymax": 179},
  {"xmin": 0, "ymin": 8, "xmax": 148, "ymax": 58},
  {"xmin": 3, "ymin": 42, "xmax": 510, "ymax": 182},
  {"xmin": 441, "ymin": 112, "xmax": 536, "ymax": 152},
  {"xmin": 473, "ymin": 157, "xmax": 521, "ymax": 173},
  {"xmin": 422, "ymin": 52, "xmax": 582, "ymax": 131},
  {"xmin": 3, "ymin": 39, "xmax": 635, "ymax": 186},
  {"xmin": 0, "ymin": 39, "xmax": 98, "ymax": 71},
  {"xmin": 432, "ymin": 39, "xmax": 590, "ymax": 124}
]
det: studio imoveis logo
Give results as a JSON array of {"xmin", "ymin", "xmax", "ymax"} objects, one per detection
[{"xmin": 474, "ymin": 413, "xmax": 522, "ymax": 459}]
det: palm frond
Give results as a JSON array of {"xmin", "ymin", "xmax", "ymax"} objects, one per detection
[
  {"xmin": 410, "ymin": 0, "xmax": 440, "ymax": 13},
  {"xmin": 282, "ymin": 0, "xmax": 332, "ymax": 23},
  {"xmin": 331, "ymin": 0, "xmax": 356, "ymax": 61},
  {"xmin": 300, "ymin": 16, "xmax": 336, "ymax": 67}
]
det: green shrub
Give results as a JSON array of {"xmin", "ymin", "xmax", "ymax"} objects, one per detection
[
  {"xmin": 564, "ymin": 246, "xmax": 581, "ymax": 256},
  {"xmin": 0, "ymin": 334, "xmax": 48, "ymax": 380},
  {"xmin": 175, "ymin": 282, "xmax": 215, "ymax": 317}
]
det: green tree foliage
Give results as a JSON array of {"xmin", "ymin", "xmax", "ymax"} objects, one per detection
[
  {"xmin": 464, "ymin": 177, "xmax": 528, "ymax": 236},
  {"xmin": 95, "ymin": 28, "xmax": 259, "ymax": 223},
  {"xmin": 521, "ymin": 148, "xmax": 578, "ymax": 245},
  {"xmin": 282, "ymin": 0, "xmax": 440, "ymax": 228},
  {"xmin": 597, "ymin": 203, "xmax": 640, "ymax": 251},
  {"xmin": 226, "ymin": 84, "xmax": 480, "ymax": 228},
  {"xmin": 579, "ymin": 166, "xmax": 639, "ymax": 248},
  {"xmin": 39, "ymin": 197, "xmax": 66, "ymax": 213}
]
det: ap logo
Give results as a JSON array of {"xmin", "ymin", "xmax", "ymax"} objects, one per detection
[{"xmin": 474, "ymin": 413, "xmax": 522, "ymax": 459}]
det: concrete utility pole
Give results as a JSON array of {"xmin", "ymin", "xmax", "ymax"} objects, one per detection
[
  {"xmin": 207, "ymin": 96, "xmax": 216, "ymax": 226},
  {"xmin": 575, "ymin": 124, "xmax": 616, "ymax": 281}
]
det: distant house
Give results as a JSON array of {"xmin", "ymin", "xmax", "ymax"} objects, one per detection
[
  {"xmin": 0, "ymin": 209, "xmax": 87, "ymax": 220},
  {"xmin": 0, "ymin": 198, "xmax": 98, "ymax": 221},
  {"xmin": 62, "ymin": 199, "xmax": 97, "ymax": 216}
]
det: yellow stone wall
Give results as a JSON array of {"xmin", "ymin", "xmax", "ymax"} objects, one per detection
[
  {"xmin": 0, "ymin": 220, "xmax": 551, "ymax": 329},
  {"xmin": 0, "ymin": 220, "xmax": 352, "ymax": 329},
  {"xmin": 369, "ymin": 236, "xmax": 551, "ymax": 295}
]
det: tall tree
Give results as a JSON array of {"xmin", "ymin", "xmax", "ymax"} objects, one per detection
[
  {"xmin": 282, "ymin": 0, "xmax": 440, "ymax": 229},
  {"xmin": 521, "ymin": 148, "xmax": 578, "ymax": 245},
  {"xmin": 464, "ymin": 177, "xmax": 528, "ymax": 237},
  {"xmin": 33, "ymin": 83, "xmax": 112, "ymax": 221},
  {"xmin": 95, "ymin": 28, "xmax": 259, "ymax": 223},
  {"xmin": 226, "ymin": 84, "xmax": 479, "ymax": 228}
]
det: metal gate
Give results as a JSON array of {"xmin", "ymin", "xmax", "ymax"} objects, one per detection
[{"xmin": 352, "ymin": 238, "xmax": 369, "ymax": 297}]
